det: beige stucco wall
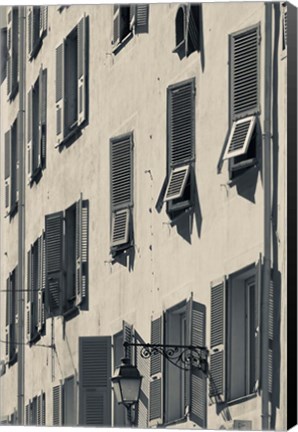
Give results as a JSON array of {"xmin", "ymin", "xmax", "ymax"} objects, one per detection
[{"xmin": 0, "ymin": 3, "xmax": 287, "ymax": 429}]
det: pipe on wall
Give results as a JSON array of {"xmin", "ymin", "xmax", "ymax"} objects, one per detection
[
  {"xmin": 17, "ymin": 6, "xmax": 26, "ymax": 425},
  {"xmin": 261, "ymin": 2, "xmax": 273, "ymax": 430}
]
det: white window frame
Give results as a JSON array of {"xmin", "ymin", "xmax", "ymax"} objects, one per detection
[{"xmin": 223, "ymin": 116, "xmax": 256, "ymax": 160}]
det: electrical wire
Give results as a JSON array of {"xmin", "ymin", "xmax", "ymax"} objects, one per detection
[{"xmin": 0, "ymin": 339, "xmax": 54, "ymax": 349}]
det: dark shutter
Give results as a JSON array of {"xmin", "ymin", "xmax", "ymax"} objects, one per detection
[
  {"xmin": 53, "ymin": 384, "xmax": 63, "ymax": 426},
  {"xmin": 186, "ymin": 5, "xmax": 200, "ymax": 55},
  {"xmin": 75, "ymin": 197, "xmax": 88, "ymax": 307},
  {"xmin": 39, "ymin": 68, "xmax": 47, "ymax": 167},
  {"xmin": 77, "ymin": 15, "xmax": 88, "ymax": 126},
  {"xmin": 27, "ymin": 88, "xmax": 33, "ymax": 181},
  {"xmin": 42, "ymin": 392, "xmax": 46, "ymax": 425},
  {"xmin": 11, "ymin": 8, "xmax": 18, "ymax": 97},
  {"xmin": 25, "ymin": 404, "xmax": 29, "ymax": 425},
  {"xmin": 189, "ymin": 300, "xmax": 207, "ymax": 428},
  {"xmin": 64, "ymin": 376, "xmax": 76, "ymax": 425},
  {"xmin": 231, "ymin": 25, "xmax": 260, "ymax": 119},
  {"xmin": 135, "ymin": 332, "xmax": 149, "ymax": 428},
  {"xmin": 123, "ymin": 321, "xmax": 133, "ymax": 361},
  {"xmin": 26, "ymin": 249, "xmax": 33, "ymax": 342},
  {"xmin": 28, "ymin": 7, "xmax": 33, "ymax": 56},
  {"xmin": 39, "ymin": 6, "xmax": 48, "ymax": 38},
  {"xmin": 45, "ymin": 212, "xmax": 64, "ymax": 317},
  {"xmin": 168, "ymin": 79, "xmax": 195, "ymax": 167},
  {"xmin": 255, "ymin": 257, "xmax": 262, "ymax": 388},
  {"xmin": 56, "ymin": 43, "xmax": 65, "ymax": 144},
  {"xmin": 4, "ymin": 130, "xmax": 11, "ymax": 210},
  {"xmin": 209, "ymin": 279, "xmax": 226, "ymax": 401},
  {"xmin": 149, "ymin": 316, "xmax": 163, "ymax": 426},
  {"xmin": 37, "ymin": 235, "xmax": 46, "ymax": 332},
  {"xmin": 79, "ymin": 337, "xmax": 112, "ymax": 426},
  {"xmin": 135, "ymin": 5, "xmax": 149, "ymax": 33},
  {"xmin": 268, "ymin": 278, "xmax": 274, "ymax": 396}
]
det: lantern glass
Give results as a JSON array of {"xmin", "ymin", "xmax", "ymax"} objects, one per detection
[{"xmin": 119, "ymin": 377, "xmax": 142, "ymax": 404}]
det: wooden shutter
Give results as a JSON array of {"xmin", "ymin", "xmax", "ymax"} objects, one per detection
[
  {"xmin": 4, "ymin": 129, "xmax": 11, "ymax": 211},
  {"xmin": 75, "ymin": 197, "xmax": 88, "ymax": 307},
  {"xmin": 149, "ymin": 316, "xmax": 163, "ymax": 426},
  {"xmin": 27, "ymin": 88, "xmax": 33, "ymax": 182},
  {"xmin": 10, "ymin": 119, "xmax": 18, "ymax": 209},
  {"xmin": 113, "ymin": 5, "xmax": 120, "ymax": 45},
  {"xmin": 39, "ymin": 68, "xmax": 47, "ymax": 168},
  {"xmin": 164, "ymin": 165, "xmax": 190, "ymax": 201},
  {"xmin": 56, "ymin": 42, "xmax": 65, "ymax": 145},
  {"xmin": 37, "ymin": 394, "xmax": 41, "ymax": 425},
  {"xmin": 110, "ymin": 134, "xmax": 133, "ymax": 249},
  {"xmin": 134, "ymin": 5, "xmax": 149, "ymax": 33},
  {"xmin": 26, "ymin": 249, "xmax": 33, "ymax": 342},
  {"xmin": 6, "ymin": 8, "xmax": 13, "ymax": 97},
  {"xmin": 45, "ymin": 212, "xmax": 64, "ymax": 317},
  {"xmin": 209, "ymin": 279, "xmax": 226, "ymax": 401},
  {"xmin": 8, "ymin": 8, "xmax": 18, "ymax": 98},
  {"xmin": 42, "ymin": 392, "xmax": 46, "ymax": 425},
  {"xmin": 53, "ymin": 384, "xmax": 63, "ymax": 426},
  {"xmin": 168, "ymin": 79, "xmax": 195, "ymax": 167},
  {"xmin": 135, "ymin": 332, "xmax": 149, "ymax": 428},
  {"xmin": 37, "ymin": 234, "xmax": 46, "ymax": 332},
  {"xmin": 223, "ymin": 116, "xmax": 256, "ymax": 160},
  {"xmin": 27, "ymin": 7, "xmax": 33, "ymax": 56},
  {"xmin": 5, "ymin": 277, "xmax": 11, "ymax": 363},
  {"xmin": 77, "ymin": 15, "xmax": 88, "ymax": 127},
  {"xmin": 188, "ymin": 300, "xmax": 207, "ymax": 428},
  {"xmin": 39, "ymin": 6, "xmax": 48, "ymax": 38},
  {"xmin": 268, "ymin": 278, "xmax": 274, "ymax": 396},
  {"xmin": 255, "ymin": 257, "xmax": 262, "ymax": 388},
  {"xmin": 123, "ymin": 321, "xmax": 133, "ymax": 361},
  {"xmin": 231, "ymin": 25, "xmax": 260, "ymax": 119},
  {"xmin": 79, "ymin": 336, "xmax": 112, "ymax": 426}
]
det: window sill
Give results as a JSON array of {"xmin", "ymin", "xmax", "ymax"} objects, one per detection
[
  {"xmin": 112, "ymin": 32, "xmax": 133, "ymax": 55},
  {"xmin": 55, "ymin": 126, "xmax": 81, "ymax": 148},
  {"xmin": 163, "ymin": 415, "xmax": 188, "ymax": 428},
  {"xmin": 226, "ymin": 391, "xmax": 257, "ymax": 407},
  {"xmin": 63, "ymin": 305, "xmax": 79, "ymax": 322}
]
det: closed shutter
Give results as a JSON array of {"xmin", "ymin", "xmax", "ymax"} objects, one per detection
[
  {"xmin": 6, "ymin": 8, "xmax": 12, "ymax": 97},
  {"xmin": 27, "ymin": 7, "xmax": 33, "ymax": 56},
  {"xmin": 27, "ymin": 88, "xmax": 33, "ymax": 182},
  {"xmin": 123, "ymin": 321, "xmax": 133, "ymax": 361},
  {"xmin": 79, "ymin": 337, "xmax": 112, "ymax": 426},
  {"xmin": 26, "ymin": 249, "xmax": 33, "ymax": 342},
  {"xmin": 10, "ymin": 119, "xmax": 18, "ymax": 210},
  {"xmin": 268, "ymin": 278, "xmax": 274, "ymax": 396},
  {"xmin": 188, "ymin": 300, "xmax": 207, "ymax": 428},
  {"xmin": 135, "ymin": 332, "xmax": 149, "ymax": 428},
  {"xmin": 75, "ymin": 196, "xmax": 88, "ymax": 307},
  {"xmin": 56, "ymin": 42, "xmax": 65, "ymax": 145},
  {"xmin": 231, "ymin": 25, "xmax": 260, "ymax": 119},
  {"xmin": 37, "ymin": 234, "xmax": 46, "ymax": 332},
  {"xmin": 283, "ymin": 8, "xmax": 287, "ymax": 50},
  {"xmin": 42, "ymin": 392, "xmax": 46, "ymax": 425},
  {"xmin": 110, "ymin": 134, "xmax": 133, "ymax": 249},
  {"xmin": 45, "ymin": 212, "xmax": 64, "ymax": 317},
  {"xmin": 255, "ymin": 257, "xmax": 262, "ymax": 388},
  {"xmin": 25, "ymin": 404, "xmax": 29, "ymax": 425},
  {"xmin": 37, "ymin": 395, "xmax": 41, "ymax": 425},
  {"xmin": 135, "ymin": 5, "xmax": 149, "ymax": 33},
  {"xmin": 77, "ymin": 15, "xmax": 88, "ymax": 126},
  {"xmin": 39, "ymin": 68, "xmax": 47, "ymax": 168},
  {"xmin": 11, "ymin": 8, "xmax": 18, "ymax": 97},
  {"xmin": 39, "ymin": 6, "xmax": 48, "ymax": 38},
  {"xmin": 149, "ymin": 316, "xmax": 163, "ymax": 426},
  {"xmin": 53, "ymin": 384, "xmax": 63, "ymax": 426},
  {"xmin": 4, "ymin": 129, "xmax": 11, "ymax": 211},
  {"xmin": 209, "ymin": 279, "xmax": 226, "ymax": 401},
  {"xmin": 5, "ymin": 277, "xmax": 11, "ymax": 363}
]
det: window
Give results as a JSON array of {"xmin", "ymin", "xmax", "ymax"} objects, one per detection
[
  {"xmin": 27, "ymin": 68, "xmax": 47, "ymax": 184},
  {"xmin": 7, "ymin": 7, "xmax": 18, "ymax": 100},
  {"xmin": 110, "ymin": 133, "xmax": 133, "ymax": 255},
  {"xmin": 5, "ymin": 267, "xmax": 18, "ymax": 366},
  {"xmin": 161, "ymin": 78, "xmax": 195, "ymax": 215},
  {"xmin": 4, "ymin": 117, "xmax": 19, "ymax": 216},
  {"xmin": 112, "ymin": 4, "xmax": 149, "ymax": 52},
  {"xmin": 26, "ymin": 235, "xmax": 46, "ymax": 345},
  {"xmin": 52, "ymin": 376, "xmax": 76, "ymax": 426},
  {"xmin": 149, "ymin": 299, "xmax": 207, "ymax": 428},
  {"xmin": 55, "ymin": 15, "xmax": 88, "ymax": 146},
  {"xmin": 173, "ymin": 4, "xmax": 200, "ymax": 58},
  {"xmin": 79, "ymin": 337, "xmax": 112, "ymax": 426},
  {"xmin": 220, "ymin": 25, "xmax": 260, "ymax": 178},
  {"xmin": 45, "ymin": 196, "xmax": 88, "ymax": 319},
  {"xmin": 26, "ymin": 392, "xmax": 46, "ymax": 425},
  {"xmin": 27, "ymin": 6, "xmax": 48, "ymax": 59},
  {"xmin": 209, "ymin": 261, "xmax": 262, "ymax": 403}
]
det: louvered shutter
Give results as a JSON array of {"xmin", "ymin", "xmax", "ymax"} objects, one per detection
[
  {"xmin": 37, "ymin": 395, "xmax": 41, "ymax": 425},
  {"xmin": 25, "ymin": 404, "xmax": 29, "ymax": 425},
  {"xmin": 53, "ymin": 384, "xmax": 63, "ymax": 426},
  {"xmin": 79, "ymin": 337, "xmax": 112, "ymax": 426},
  {"xmin": 6, "ymin": 8, "xmax": 13, "ymax": 97},
  {"xmin": 77, "ymin": 16, "xmax": 88, "ymax": 127},
  {"xmin": 38, "ymin": 68, "xmax": 47, "ymax": 169},
  {"xmin": 27, "ymin": 7, "xmax": 33, "ymax": 56},
  {"xmin": 110, "ymin": 134, "xmax": 133, "ymax": 249},
  {"xmin": 123, "ymin": 321, "xmax": 133, "ymax": 361},
  {"xmin": 10, "ymin": 119, "xmax": 18, "ymax": 209},
  {"xmin": 37, "ymin": 234, "xmax": 46, "ymax": 332},
  {"xmin": 255, "ymin": 257, "xmax": 262, "ymax": 388},
  {"xmin": 4, "ymin": 129, "xmax": 11, "ymax": 211},
  {"xmin": 113, "ymin": 5, "xmax": 120, "ymax": 45},
  {"xmin": 8, "ymin": 8, "xmax": 18, "ymax": 98},
  {"xmin": 268, "ymin": 278, "xmax": 274, "ymax": 396},
  {"xmin": 283, "ymin": 8, "xmax": 287, "ymax": 50},
  {"xmin": 42, "ymin": 392, "xmax": 46, "ymax": 425},
  {"xmin": 231, "ymin": 25, "xmax": 260, "ymax": 119},
  {"xmin": 75, "ymin": 197, "xmax": 88, "ymax": 307},
  {"xmin": 5, "ymin": 277, "xmax": 11, "ymax": 363},
  {"xmin": 45, "ymin": 212, "xmax": 64, "ymax": 317},
  {"xmin": 209, "ymin": 279, "xmax": 226, "ymax": 401},
  {"xmin": 39, "ymin": 6, "xmax": 48, "ymax": 38},
  {"xmin": 135, "ymin": 332, "xmax": 149, "ymax": 428},
  {"xmin": 27, "ymin": 88, "xmax": 33, "ymax": 181},
  {"xmin": 149, "ymin": 316, "xmax": 163, "ymax": 426},
  {"xmin": 223, "ymin": 116, "xmax": 256, "ymax": 160},
  {"xmin": 188, "ymin": 300, "xmax": 207, "ymax": 428},
  {"xmin": 173, "ymin": 6, "xmax": 186, "ymax": 57},
  {"xmin": 26, "ymin": 249, "xmax": 33, "ymax": 342},
  {"xmin": 186, "ymin": 5, "xmax": 200, "ymax": 55},
  {"xmin": 134, "ymin": 5, "xmax": 149, "ymax": 33},
  {"xmin": 56, "ymin": 42, "xmax": 65, "ymax": 145},
  {"xmin": 164, "ymin": 165, "xmax": 190, "ymax": 201}
]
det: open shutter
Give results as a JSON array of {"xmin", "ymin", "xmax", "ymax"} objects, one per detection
[
  {"xmin": 113, "ymin": 5, "xmax": 120, "ymax": 45},
  {"xmin": 149, "ymin": 316, "xmax": 163, "ymax": 426},
  {"xmin": 209, "ymin": 278, "xmax": 226, "ymax": 401},
  {"xmin": 268, "ymin": 277, "xmax": 274, "ymax": 396},
  {"xmin": 255, "ymin": 257, "xmax": 262, "ymax": 389},
  {"xmin": 10, "ymin": 8, "xmax": 18, "ymax": 97},
  {"xmin": 25, "ymin": 404, "xmax": 29, "ymax": 425},
  {"xmin": 231, "ymin": 25, "xmax": 260, "ymax": 119},
  {"xmin": 4, "ymin": 129, "xmax": 11, "ymax": 211},
  {"xmin": 27, "ymin": 88, "xmax": 33, "ymax": 182},
  {"xmin": 55, "ymin": 42, "xmax": 65, "ymax": 145},
  {"xmin": 123, "ymin": 321, "xmax": 133, "ymax": 361},
  {"xmin": 27, "ymin": 7, "xmax": 33, "ymax": 56},
  {"xmin": 77, "ymin": 15, "xmax": 88, "ymax": 127},
  {"xmin": 189, "ymin": 300, "xmax": 207, "ymax": 428},
  {"xmin": 39, "ymin": 68, "xmax": 47, "ymax": 168},
  {"xmin": 135, "ymin": 332, "xmax": 149, "ymax": 428},
  {"xmin": 134, "ymin": 5, "xmax": 149, "ymax": 33},
  {"xmin": 164, "ymin": 165, "xmax": 190, "ymax": 201},
  {"xmin": 5, "ymin": 277, "xmax": 11, "ymax": 363},
  {"xmin": 37, "ymin": 234, "xmax": 46, "ymax": 332},
  {"xmin": 223, "ymin": 116, "xmax": 256, "ymax": 160},
  {"xmin": 26, "ymin": 249, "xmax": 33, "ymax": 342},
  {"xmin": 6, "ymin": 8, "xmax": 13, "ymax": 97},
  {"xmin": 75, "ymin": 196, "xmax": 88, "ymax": 307},
  {"xmin": 39, "ymin": 6, "xmax": 48, "ymax": 38},
  {"xmin": 173, "ymin": 5, "xmax": 187, "ymax": 57},
  {"xmin": 53, "ymin": 384, "xmax": 63, "ymax": 426},
  {"xmin": 45, "ymin": 212, "xmax": 64, "ymax": 317},
  {"xmin": 79, "ymin": 336, "xmax": 112, "ymax": 426}
]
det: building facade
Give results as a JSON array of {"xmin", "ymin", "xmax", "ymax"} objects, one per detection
[{"xmin": 0, "ymin": 2, "xmax": 294, "ymax": 429}]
